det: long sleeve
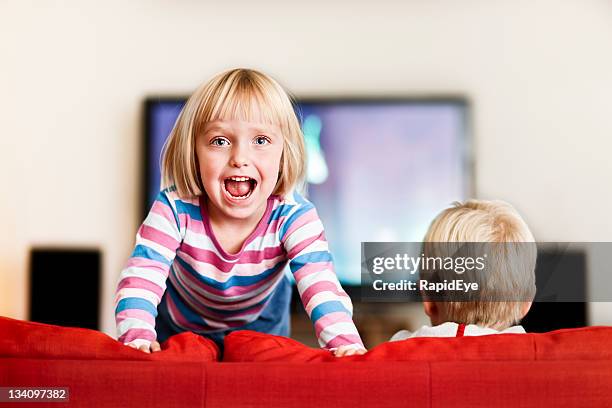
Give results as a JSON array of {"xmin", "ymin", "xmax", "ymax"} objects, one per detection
[
  {"xmin": 114, "ymin": 189, "xmax": 183, "ymax": 346},
  {"xmin": 280, "ymin": 198, "xmax": 364, "ymax": 350}
]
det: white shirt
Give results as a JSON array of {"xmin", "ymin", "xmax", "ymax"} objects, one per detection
[{"xmin": 390, "ymin": 322, "xmax": 526, "ymax": 341}]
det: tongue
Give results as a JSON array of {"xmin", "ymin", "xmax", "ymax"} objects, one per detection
[{"xmin": 226, "ymin": 180, "xmax": 251, "ymax": 197}]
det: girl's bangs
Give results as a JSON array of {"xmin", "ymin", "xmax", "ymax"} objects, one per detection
[{"xmin": 208, "ymin": 81, "xmax": 290, "ymax": 129}]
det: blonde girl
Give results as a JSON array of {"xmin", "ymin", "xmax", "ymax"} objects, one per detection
[{"xmin": 115, "ymin": 68, "xmax": 365, "ymax": 356}]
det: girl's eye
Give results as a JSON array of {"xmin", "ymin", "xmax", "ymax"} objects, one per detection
[
  {"xmin": 211, "ymin": 137, "xmax": 230, "ymax": 147},
  {"xmin": 254, "ymin": 136, "xmax": 270, "ymax": 145}
]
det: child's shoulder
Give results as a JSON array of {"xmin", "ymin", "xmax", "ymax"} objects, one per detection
[
  {"xmin": 156, "ymin": 187, "xmax": 202, "ymax": 212},
  {"xmin": 271, "ymin": 190, "xmax": 319, "ymax": 229},
  {"xmin": 277, "ymin": 189, "xmax": 315, "ymax": 210}
]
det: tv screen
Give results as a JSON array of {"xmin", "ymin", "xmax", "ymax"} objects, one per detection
[{"xmin": 144, "ymin": 98, "xmax": 471, "ymax": 285}]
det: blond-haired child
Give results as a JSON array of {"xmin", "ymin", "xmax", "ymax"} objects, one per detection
[
  {"xmin": 115, "ymin": 68, "xmax": 365, "ymax": 356},
  {"xmin": 391, "ymin": 199, "xmax": 536, "ymax": 340}
]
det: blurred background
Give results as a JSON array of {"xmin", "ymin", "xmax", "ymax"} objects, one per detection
[{"xmin": 1, "ymin": 0, "xmax": 611, "ymax": 348}]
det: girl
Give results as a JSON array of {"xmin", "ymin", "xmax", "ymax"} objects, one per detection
[{"xmin": 115, "ymin": 68, "xmax": 365, "ymax": 356}]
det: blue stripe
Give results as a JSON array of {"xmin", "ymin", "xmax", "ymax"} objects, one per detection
[
  {"xmin": 279, "ymin": 204, "xmax": 315, "ymax": 240},
  {"xmin": 174, "ymin": 200, "xmax": 202, "ymax": 221},
  {"xmin": 131, "ymin": 244, "xmax": 172, "ymax": 266},
  {"xmin": 310, "ymin": 300, "xmax": 351, "ymax": 323},
  {"xmin": 165, "ymin": 284, "xmax": 208, "ymax": 326},
  {"xmin": 155, "ymin": 191, "xmax": 180, "ymax": 229},
  {"xmin": 293, "ymin": 191, "xmax": 309, "ymax": 205},
  {"xmin": 168, "ymin": 278, "xmax": 274, "ymax": 317},
  {"xmin": 115, "ymin": 297, "xmax": 158, "ymax": 317},
  {"xmin": 289, "ymin": 251, "xmax": 333, "ymax": 273},
  {"xmin": 269, "ymin": 204, "xmax": 295, "ymax": 222},
  {"xmin": 175, "ymin": 256, "xmax": 287, "ymax": 290}
]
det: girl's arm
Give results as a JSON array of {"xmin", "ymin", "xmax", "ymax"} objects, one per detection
[
  {"xmin": 280, "ymin": 196, "xmax": 365, "ymax": 351},
  {"xmin": 114, "ymin": 189, "xmax": 183, "ymax": 348}
]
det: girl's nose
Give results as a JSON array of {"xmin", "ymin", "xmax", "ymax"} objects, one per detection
[{"xmin": 229, "ymin": 146, "xmax": 249, "ymax": 168}]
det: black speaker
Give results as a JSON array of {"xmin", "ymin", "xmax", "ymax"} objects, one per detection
[
  {"xmin": 29, "ymin": 248, "xmax": 101, "ymax": 330},
  {"xmin": 521, "ymin": 248, "xmax": 587, "ymax": 332}
]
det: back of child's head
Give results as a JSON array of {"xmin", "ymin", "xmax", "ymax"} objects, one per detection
[
  {"xmin": 161, "ymin": 68, "xmax": 305, "ymax": 199},
  {"xmin": 421, "ymin": 199, "xmax": 536, "ymax": 328}
]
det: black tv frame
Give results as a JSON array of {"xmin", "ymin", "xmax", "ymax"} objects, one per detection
[{"xmin": 143, "ymin": 95, "xmax": 475, "ymax": 316}]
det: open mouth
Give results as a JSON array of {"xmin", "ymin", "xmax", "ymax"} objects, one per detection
[{"xmin": 223, "ymin": 176, "xmax": 257, "ymax": 200}]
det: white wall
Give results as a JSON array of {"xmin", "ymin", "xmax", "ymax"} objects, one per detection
[{"xmin": 1, "ymin": 0, "xmax": 611, "ymax": 336}]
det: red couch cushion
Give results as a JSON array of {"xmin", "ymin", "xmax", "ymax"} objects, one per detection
[
  {"xmin": 224, "ymin": 330, "xmax": 336, "ymax": 362},
  {"xmin": 0, "ymin": 316, "xmax": 218, "ymax": 362},
  {"xmin": 224, "ymin": 326, "xmax": 612, "ymax": 362}
]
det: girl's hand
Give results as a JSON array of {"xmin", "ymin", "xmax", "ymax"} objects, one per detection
[
  {"xmin": 333, "ymin": 345, "xmax": 367, "ymax": 357},
  {"xmin": 126, "ymin": 340, "xmax": 161, "ymax": 353}
]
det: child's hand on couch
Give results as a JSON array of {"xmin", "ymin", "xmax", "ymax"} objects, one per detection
[
  {"xmin": 333, "ymin": 345, "xmax": 367, "ymax": 357},
  {"xmin": 126, "ymin": 340, "xmax": 161, "ymax": 354}
]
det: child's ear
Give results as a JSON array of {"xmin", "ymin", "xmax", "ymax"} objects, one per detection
[
  {"xmin": 423, "ymin": 301, "xmax": 438, "ymax": 320},
  {"xmin": 520, "ymin": 301, "xmax": 532, "ymax": 318}
]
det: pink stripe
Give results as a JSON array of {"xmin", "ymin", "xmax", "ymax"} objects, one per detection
[
  {"xmin": 125, "ymin": 257, "xmax": 169, "ymax": 275},
  {"xmin": 119, "ymin": 328, "xmax": 156, "ymax": 344},
  {"xmin": 139, "ymin": 224, "xmax": 180, "ymax": 251},
  {"xmin": 179, "ymin": 214, "xmax": 205, "ymax": 233},
  {"xmin": 150, "ymin": 200, "xmax": 177, "ymax": 224},
  {"xmin": 181, "ymin": 243, "xmax": 284, "ymax": 271},
  {"xmin": 293, "ymin": 262, "xmax": 333, "ymax": 282},
  {"xmin": 179, "ymin": 252, "xmax": 285, "ymax": 281},
  {"xmin": 300, "ymin": 281, "xmax": 348, "ymax": 309},
  {"xmin": 170, "ymin": 263, "xmax": 264, "ymax": 306},
  {"xmin": 314, "ymin": 312, "xmax": 355, "ymax": 339},
  {"xmin": 165, "ymin": 292, "xmax": 253, "ymax": 330},
  {"xmin": 287, "ymin": 233, "xmax": 324, "ymax": 259},
  {"xmin": 267, "ymin": 216, "xmax": 283, "ymax": 233},
  {"xmin": 172, "ymin": 257, "xmax": 278, "ymax": 298},
  {"xmin": 168, "ymin": 272, "xmax": 270, "ymax": 318},
  {"xmin": 200, "ymin": 195, "xmax": 275, "ymax": 260},
  {"xmin": 117, "ymin": 277, "xmax": 165, "ymax": 299},
  {"xmin": 324, "ymin": 334, "xmax": 364, "ymax": 350},
  {"xmin": 165, "ymin": 292, "xmax": 207, "ymax": 331},
  {"xmin": 116, "ymin": 309, "xmax": 156, "ymax": 327},
  {"xmin": 282, "ymin": 208, "xmax": 319, "ymax": 239}
]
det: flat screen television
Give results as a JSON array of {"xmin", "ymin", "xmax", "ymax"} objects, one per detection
[{"xmin": 143, "ymin": 97, "xmax": 472, "ymax": 286}]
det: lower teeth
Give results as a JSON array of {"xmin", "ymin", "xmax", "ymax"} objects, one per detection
[{"xmin": 228, "ymin": 189, "xmax": 252, "ymax": 199}]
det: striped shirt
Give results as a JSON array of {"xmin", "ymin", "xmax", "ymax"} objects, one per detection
[{"xmin": 115, "ymin": 188, "xmax": 364, "ymax": 350}]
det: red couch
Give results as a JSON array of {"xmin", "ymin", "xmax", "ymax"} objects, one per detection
[{"xmin": 2, "ymin": 317, "xmax": 612, "ymax": 407}]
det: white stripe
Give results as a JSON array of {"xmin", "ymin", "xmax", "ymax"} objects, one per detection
[
  {"xmin": 168, "ymin": 274, "xmax": 272, "ymax": 317},
  {"xmin": 117, "ymin": 318, "xmax": 156, "ymax": 335},
  {"xmin": 170, "ymin": 268, "xmax": 281, "ymax": 308},
  {"xmin": 181, "ymin": 231, "xmax": 219, "ymax": 254},
  {"xmin": 244, "ymin": 230, "xmax": 283, "ymax": 252},
  {"xmin": 283, "ymin": 219, "xmax": 324, "ymax": 250},
  {"xmin": 116, "ymin": 288, "xmax": 160, "ymax": 306},
  {"xmin": 177, "ymin": 251, "xmax": 286, "ymax": 281},
  {"xmin": 180, "ymin": 222, "xmax": 284, "ymax": 260},
  {"xmin": 181, "ymin": 225, "xmax": 281, "ymax": 261},
  {"xmin": 282, "ymin": 191, "xmax": 300, "ymax": 206},
  {"xmin": 138, "ymin": 236, "xmax": 177, "ymax": 261},
  {"xmin": 143, "ymin": 211, "xmax": 181, "ymax": 241},
  {"xmin": 318, "ymin": 322, "xmax": 360, "ymax": 345},
  {"xmin": 296, "ymin": 268, "xmax": 338, "ymax": 294},
  {"xmin": 292, "ymin": 239, "xmax": 329, "ymax": 259},
  {"xmin": 119, "ymin": 267, "xmax": 169, "ymax": 289},
  {"xmin": 304, "ymin": 291, "xmax": 349, "ymax": 315}
]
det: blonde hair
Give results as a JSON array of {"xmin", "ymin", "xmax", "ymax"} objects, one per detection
[
  {"xmin": 422, "ymin": 200, "xmax": 537, "ymax": 328},
  {"xmin": 161, "ymin": 68, "xmax": 306, "ymax": 199}
]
